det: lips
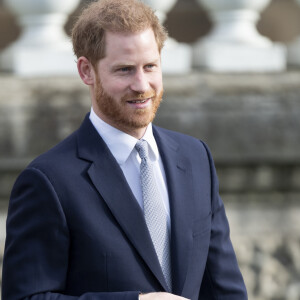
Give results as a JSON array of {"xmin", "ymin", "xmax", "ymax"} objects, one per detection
[
  {"xmin": 126, "ymin": 97, "xmax": 152, "ymax": 109},
  {"xmin": 127, "ymin": 99, "xmax": 149, "ymax": 104}
]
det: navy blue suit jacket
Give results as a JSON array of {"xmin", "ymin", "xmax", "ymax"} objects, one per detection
[{"xmin": 2, "ymin": 115, "xmax": 247, "ymax": 300}]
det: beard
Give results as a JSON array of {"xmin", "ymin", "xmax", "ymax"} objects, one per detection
[{"xmin": 94, "ymin": 78, "xmax": 163, "ymax": 132}]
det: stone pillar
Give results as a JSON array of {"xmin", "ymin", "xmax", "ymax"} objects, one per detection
[
  {"xmin": 0, "ymin": 0, "xmax": 80, "ymax": 76},
  {"xmin": 287, "ymin": 0, "xmax": 300, "ymax": 66},
  {"xmin": 193, "ymin": 0, "xmax": 286, "ymax": 72},
  {"xmin": 141, "ymin": 0, "xmax": 192, "ymax": 74}
]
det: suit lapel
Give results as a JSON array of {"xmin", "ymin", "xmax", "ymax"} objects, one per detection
[
  {"xmin": 153, "ymin": 126, "xmax": 194, "ymax": 296},
  {"xmin": 76, "ymin": 116, "xmax": 169, "ymax": 291}
]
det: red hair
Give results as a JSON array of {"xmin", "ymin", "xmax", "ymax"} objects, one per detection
[{"xmin": 72, "ymin": 0, "xmax": 168, "ymax": 66}]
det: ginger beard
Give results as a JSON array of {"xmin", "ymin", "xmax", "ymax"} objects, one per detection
[{"xmin": 94, "ymin": 75, "xmax": 163, "ymax": 131}]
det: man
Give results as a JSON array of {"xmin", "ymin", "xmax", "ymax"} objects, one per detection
[{"xmin": 2, "ymin": 0, "xmax": 247, "ymax": 299}]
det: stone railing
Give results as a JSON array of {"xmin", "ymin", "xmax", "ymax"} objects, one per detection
[
  {"xmin": 1, "ymin": 0, "xmax": 300, "ymax": 75},
  {"xmin": 0, "ymin": 0, "xmax": 81, "ymax": 76}
]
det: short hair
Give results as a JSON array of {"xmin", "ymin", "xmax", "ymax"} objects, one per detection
[{"xmin": 71, "ymin": 0, "xmax": 168, "ymax": 66}]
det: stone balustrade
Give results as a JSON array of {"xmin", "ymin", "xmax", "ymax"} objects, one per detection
[
  {"xmin": 0, "ymin": 0, "xmax": 80, "ymax": 76},
  {"xmin": 288, "ymin": 0, "xmax": 300, "ymax": 65},
  {"xmin": 193, "ymin": 0, "xmax": 286, "ymax": 72},
  {"xmin": 1, "ymin": 0, "xmax": 300, "ymax": 75}
]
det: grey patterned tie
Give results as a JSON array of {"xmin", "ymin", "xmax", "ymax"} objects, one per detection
[{"xmin": 135, "ymin": 140, "xmax": 172, "ymax": 291}]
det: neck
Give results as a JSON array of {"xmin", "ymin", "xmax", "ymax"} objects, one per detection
[{"xmin": 123, "ymin": 127, "xmax": 147, "ymax": 140}]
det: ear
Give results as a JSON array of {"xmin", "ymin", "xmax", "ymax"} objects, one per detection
[{"xmin": 77, "ymin": 56, "xmax": 95, "ymax": 85}]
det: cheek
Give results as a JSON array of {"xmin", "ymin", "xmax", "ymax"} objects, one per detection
[
  {"xmin": 103, "ymin": 80, "xmax": 128, "ymax": 97},
  {"xmin": 150, "ymin": 72, "xmax": 163, "ymax": 90},
  {"xmin": 153, "ymin": 79, "xmax": 163, "ymax": 93}
]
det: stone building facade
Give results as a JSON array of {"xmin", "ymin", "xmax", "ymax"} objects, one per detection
[{"xmin": 0, "ymin": 0, "xmax": 300, "ymax": 299}]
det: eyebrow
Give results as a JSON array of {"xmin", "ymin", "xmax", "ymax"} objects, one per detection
[
  {"xmin": 111, "ymin": 58, "xmax": 161, "ymax": 70},
  {"xmin": 111, "ymin": 63, "xmax": 134, "ymax": 70}
]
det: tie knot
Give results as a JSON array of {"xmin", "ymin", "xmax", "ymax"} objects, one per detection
[{"xmin": 135, "ymin": 140, "xmax": 149, "ymax": 160}]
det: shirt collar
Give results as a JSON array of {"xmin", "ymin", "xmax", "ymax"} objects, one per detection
[
  {"xmin": 141, "ymin": 122, "xmax": 159, "ymax": 162},
  {"xmin": 89, "ymin": 107, "xmax": 159, "ymax": 165}
]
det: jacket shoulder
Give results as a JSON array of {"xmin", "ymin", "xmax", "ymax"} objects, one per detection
[
  {"xmin": 153, "ymin": 125, "xmax": 208, "ymax": 152},
  {"xmin": 28, "ymin": 130, "xmax": 78, "ymax": 170}
]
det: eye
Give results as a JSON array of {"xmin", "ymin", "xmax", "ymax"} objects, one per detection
[
  {"xmin": 145, "ymin": 64, "xmax": 155, "ymax": 70},
  {"xmin": 119, "ymin": 67, "xmax": 131, "ymax": 72}
]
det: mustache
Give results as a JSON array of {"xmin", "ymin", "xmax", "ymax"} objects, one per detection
[{"xmin": 122, "ymin": 89, "xmax": 156, "ymax": 101}]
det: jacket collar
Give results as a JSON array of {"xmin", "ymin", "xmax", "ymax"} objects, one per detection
[{"xmin": 153, "ymin": 126, "xmax": 195, "ymax": 295}]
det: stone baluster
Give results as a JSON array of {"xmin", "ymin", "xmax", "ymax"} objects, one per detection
[
  {"xmin": 0, "ymin": 0, "xmax": 81, "ymax": 76},
  {"xmin": 287, "ymin": 0, "xmax": 300, "ymax": 66},
  {"xmin": 193, "ymin": 0, "xmax": 286, "ymax": 72},
  {"xmin": 141, "ymin": 0, "xmax": 192, "ymax": 74}
]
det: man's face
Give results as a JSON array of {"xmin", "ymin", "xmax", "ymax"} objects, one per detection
[{"xmin": 93, "ymin": 28, "xmax": 163, "ymax": 136}]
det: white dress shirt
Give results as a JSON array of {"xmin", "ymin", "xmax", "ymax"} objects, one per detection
[{"xmin": 89, "ymin": 108, "xmax": 171, "ymax": 230}]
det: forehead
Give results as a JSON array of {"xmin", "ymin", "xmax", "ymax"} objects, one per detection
[{"xmin": 103, "ymin": 28, "xmax": 160, "ymax": 64}]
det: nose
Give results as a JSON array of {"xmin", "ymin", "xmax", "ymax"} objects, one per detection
[{"xmin": 130, "ymin": 70, "xmax": 149, "ymax": 94}]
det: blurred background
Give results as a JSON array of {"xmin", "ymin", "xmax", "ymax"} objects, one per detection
[{"xmin": 0, "ymin": 0, "xmax": 300, "ymax": 299}]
